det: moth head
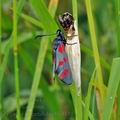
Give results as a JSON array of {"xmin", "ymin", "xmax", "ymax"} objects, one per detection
[{"xmin": 58, "ymin": 12, "xmax": 74, "ymax": 32}]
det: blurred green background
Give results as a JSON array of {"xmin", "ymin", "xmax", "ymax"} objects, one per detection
[{"xmin": 0, "ymin": 0, "xmax": 120, "ymax": 120}]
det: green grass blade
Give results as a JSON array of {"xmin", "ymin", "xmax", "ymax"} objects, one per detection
[
  {"xmin": 85, "ymin": 0, "xmax": 104, "ymax": 113},
  {"xmin": 4, "ymin": 94, "xmax": 28, "ymax": 115},
  {"xmin": 115, "ymin": 0, "xmax": 120, "ymax": 56},
  {"xmin": 30, "ymin": 0, "xmax": 57, "ymax": 32},
  {"xmin": 82, "ymin": 101, "xmax": 94, "ymax": 120},
  {"xmin": 102, "ymin": 58, "xmax": 120, "ymax": 120},
  {"xmin": 0, "ymin": 0, "xmax": 1, "ymax": 63},
  {"xmin": 0, "ymin": 0, "xmax": 3, "ymax": 117},
  {"xmin": 17, "ymin": 0, "xmax": 25, "ymax": 14},
  {"xmin": 13, "ymin": 0, "xmax": 21, "ymax": 119},
  {"xmin": 70, "ymin": 84, "xmax": 82, "ymax": 120},
  {"xmin": 91, "ymin": 88, "xmax": 96, "ymax": 117},
  {"xmin": 0, "ymin": 0, "xmax": 25, "ymax": 102},
  {"xmin": 24, "ymin": 0, "xmax": 58, "ymax": 120},
  {"xmin": 0, "ymin": 0, "xmax": 25, "ymax": 119},
  {"xmin": 84, "ymin": 68, "xmax": 96, "ymax": 120},
  {"xmin": 21, "ymin": 13, "xmax": 44, "ymax": 29},
  {"xmin": 114, "ymin": 0, "xmax": 120, "ymax": 119},
  {"xmin": 72, "ymin": 0, "xmax": 78, "ymax": 24},
  {"xmin": 0, "ymin": 50, "xmax": 9, "ymax": 119},
  {"xmin": 71, "ymin": 0, "xmax": 82, "ymax": 120}
]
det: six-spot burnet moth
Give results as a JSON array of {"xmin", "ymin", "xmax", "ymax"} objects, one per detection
[
  {"xmin": 36, "ymin": 12, "xmax": 81, "ymax": 92},
  {"xmin": 36, "ymin": 29, "xmax": 76, "ymax": 85}
]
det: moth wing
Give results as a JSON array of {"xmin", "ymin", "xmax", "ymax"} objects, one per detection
[{"xmin": 55, "ymin": 42, "xmax": 73, "ymax": 85}]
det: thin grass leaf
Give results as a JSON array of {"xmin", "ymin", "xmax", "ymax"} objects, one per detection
[
  {"xmin": 48, "ymin": 0, "xmax": 59, "ymax": 16},
  {"xmin": 70, "ymin": 84, "xmax": 82, "ymax": 120},
  {"xmin": 3, "ymin": 90, "xmax": 42, "ymax": 114},
  {"xmin": 0, "ymin": 0, "xmax": 3, "ymax": 118},
  {"xmin": 16, "ymin": 0, "xmax": 26, "ymax": 15},
  {"xmin": 21, "ymin": 13, "xmax": 44, "ymax": 29},
  {"xmin": 0, "ymin": 0, "xmax": 1, "ymax": 66},
  {"xmin": 114, "ymin": 0, "xmax": 120, "ymax": 119},
  {"xmin": 4, "ymin": 95, "xmax": 28, "ymax": 115},
  {"xmin": 102, "ymin": 58, "xmax": 120, "ymax": 120},
  {"xmin": 117, "ymin": 86, "xmax": 120, "ymax": 119},
  {"xmin": 30, "ymin": 0, "xmax": 57, "ymax": 32},
  {"xmin": 82, "ymin": 101, "xmax": 94, "ymax": 120},
  {"xmin": 0, "ymin": 49, "xmax": 9, "ymax": 119},
  {"xmin": 67, "ymin": 0, "xmax": 82, "ymax": 120},
  {"xmin": 115, "ymin": 0, "xmax": 120, "ymax": 56},
  {"xmin": 24, "ymin": 0, "xmax": 58, "ymax": 120},
  {"xmin": 72, "ymin": 0, "xmax": 78, "ymax": 24},
  {"xmin": 0, "ymin": 0, "xmax": 26, "ymax": 118},
  {"xmin": 85, "ymin": 0, "xmax": 105, "ymax": 117},
  {"xmin": 91, "ymin": 88, "xmax": 96, "ymax": 117},
  {"xmin": 0, "ymin": 2, "xmax": 25, "ymax": 117},
  {"xmin": 1, "ymin": 0, "xmax": 26, "ymax": 54},
  {"xmin": 70, "ymin": 0, "xmax": 81, "ymax": 93},
  {"xmin": 84, "ymin": 68, "xmax": 96, "ymax": 120},
  {"xmin": 13, "ymin": 0, "xmax": 21, "ymax": 119}
]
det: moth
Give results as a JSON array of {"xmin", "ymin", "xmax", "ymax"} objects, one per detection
[
  {"xmin": 36, "ymin": 29, "xmax": 75, "ymax": 85},
  {"xmin": 52, "ymin": 29, "xmax": 73, "ymax": 84}
]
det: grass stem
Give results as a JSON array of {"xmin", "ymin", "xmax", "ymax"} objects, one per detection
[
  {"xmin": 0, "ymin": 0, "xmax": 3, "ymax": 118},
  {"xmin": 115, "ymin": 0, "xmax": 120, "ymax": 119},
  {"xmin": 70, "ymin": 0, "xmax": 82, "ymax": 120},
  {"xmin": 24, "ymin": 0, "xmax": 58, "ymax": 119},
  {"xmin": 0, "ymin": 0, "xmax": 1, "ymax": 63},
  {"xmin": 13, "ymin": 0, "xmax": 21, "ymax": 119},
  {"xmin": 85, "ymin": 0, "xmax": 104, "ymax": 117},
  {"xmin": 115, "ymin": 0, "xmax": 120, "ymax": 56}
]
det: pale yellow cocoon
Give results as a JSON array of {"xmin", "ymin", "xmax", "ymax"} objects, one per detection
[{"xmin": 65, "ymin": 20, "xmax": 81, "ymax": 94}]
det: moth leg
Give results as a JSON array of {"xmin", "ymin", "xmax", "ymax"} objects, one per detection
[{"xmin": 52, "ymin": 64, "xmax": 55, "ymax": 78}]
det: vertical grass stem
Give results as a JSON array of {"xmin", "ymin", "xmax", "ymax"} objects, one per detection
[{"xmin": 13, "ymin": 0, "xmax": 21, "ymax": 119}]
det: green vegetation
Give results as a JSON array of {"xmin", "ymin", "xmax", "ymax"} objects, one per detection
[{"xmin": 0, "ymin": 0, "xmax": 120, "ymax": 120}]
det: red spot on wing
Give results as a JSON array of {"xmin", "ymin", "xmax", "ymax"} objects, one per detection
[
  {"xmin": 58, "ymin": 60, "xmax": 64, "ymax": 66},
  {"xmin": 63, "ymin": 57, "xmax": 68, "ymax": 62},
  {"xmin": 58, "ymin": 44, "xmax": 65, "ymax": 53},
  {"xmin": 58, "ymin": 58, "xmax": 68, "ymax": 67},
  {"xmin": 59, "ymin": 68, "xmax": 69, "ymax": 79}
]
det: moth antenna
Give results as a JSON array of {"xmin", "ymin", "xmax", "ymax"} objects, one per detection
[{"xmin": 35, "ymin": 33, "xmax": 56, "ymax": 39}]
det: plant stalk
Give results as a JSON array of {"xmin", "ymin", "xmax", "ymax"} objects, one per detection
[
  {"xmin": 0, "ymin": 0, "xmax": 3, "ymax": 118},
  {"xmin": 13, "ymin": 0, "xmax": 21, "ymax": 119},
  {"xmin": 85, "ymin": 0, "xmax": 104, "ymax": 118}
]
